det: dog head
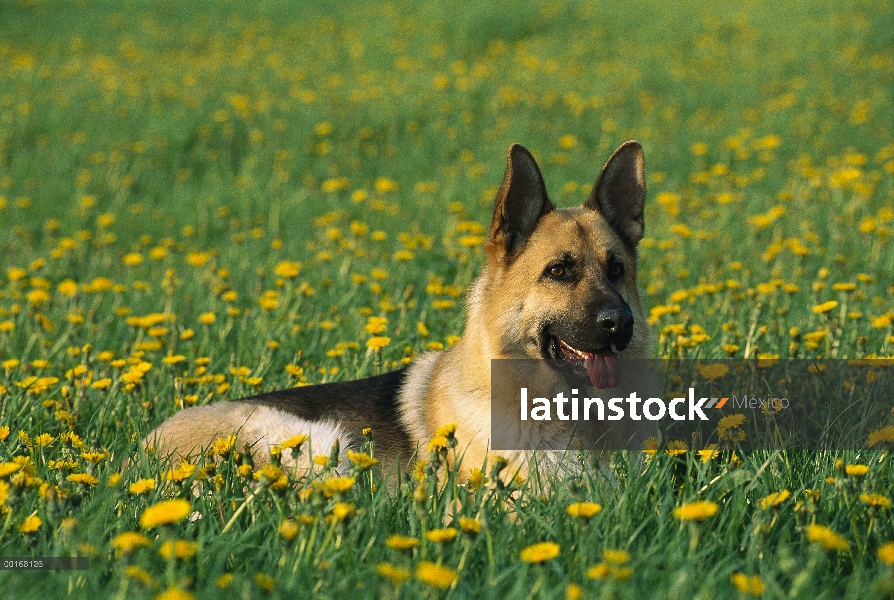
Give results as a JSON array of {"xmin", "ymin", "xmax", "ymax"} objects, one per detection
[{"xmin": 476, "ymin": 141, "xmax": 650, "ymax": 388}]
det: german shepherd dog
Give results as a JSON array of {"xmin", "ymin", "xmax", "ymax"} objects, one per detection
[{"xmin": 145, "ymin": 141, "xmax": 656, "ymax": 480}]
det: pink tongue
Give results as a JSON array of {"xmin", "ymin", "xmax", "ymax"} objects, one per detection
[{"xmin": 585, "ymin": 352, "xmax": 620, "ymax": 388}]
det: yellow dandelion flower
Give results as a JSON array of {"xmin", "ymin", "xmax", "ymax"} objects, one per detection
[
  {"xmin": 210, "ymin": 435, "xmax": 237, "ymax": 457},
  {"xmin": 467, "ymin": 467, "xmax": 486, "ymax": 490},
  {"xmin": 812, "ymin": 300, "xmax": 838, "ymax": 314},
  {"xmin": 699, "ymin": 444, "xmax": 720, "ymax": 463},
  {"xmin": 0, "ymin": 462, "xmax": 24, "ymax": 478},
  {"xmin": 331, "ymin": 502, "xmax": 355, "ymax": 521},
  {"xmin": 216, "ymin": 573, "xmax": 234, "ymax": 589},
  {"xmin": 156, "ymin": 588, "xmax": 195, "ymax": 600},
  {"xmin": 566, "ymin": 583, "xmax": 583, "ymax": 600},
  {"xmin": 878, "ymin": 542, "xmax": 894, "ymax": 565},
  {"xmin": 695, "ymin": 363, "xmax": 729, "ymax": 380},
  {"xmin": 366, "ymin": 336, "xmax": 391, "ymax": 350},
  {"xmin": 66, "ymin": 473, "xmax": 98, "ymax": 486},
  {"xmin": 566, "ymin": 502, "xmax": 602, "ymax": 520},
  {"xmin": 673, "ymin": 500, "xmax": 719, "ymax": 521},
  {"xmin": 416, "ymin": 561, "xmax": 458, "ymax": 589},
  {"xmin": 347, "ymin": 450, "xmax": 378, "ymax": 470},
  {"xmin": 320, "ymin": 476, "xmax": 356, "ymax": 495},
  {"xmin": 129, "ymin": 478, "xmax": 156, "ymax": 494},
  {"xmin": 602, "ymin": 549, "xmax": 630, "ymax": 564},
  {"xmin": 730, "ymin": 573, "xmax": 764, "ymax": 596},
  {"xmin": 665, "ymin": 440, "xmax": 689, "ymax": 456},
  {"xmin": 89, "ymin": 378, "xmax": 112, "ymax": 390},
  {"xmin": 111, "ymin": 531, "xmax": 151, "ymax": 553},
  {"xmin": 868, "ymin": 426, "xmax": 894, "ymax": 447},
  {"xmin": 279, "ymin": 434, "xmax": 308, "ymax": 449},
  {"xmin": 641, "ymin": 436, "xmax": 659, "ymax": 455},
  {"xmin": 377, "ymin": 563, "xmax": 412, "ymax": 586},
  {"xmin": 19, "ymin": 515, "xmax": 42, "ymax": 533},
  {"xmin": 159, "ymin": 539, "xmax": 197, "ymax": 560},
  {"xmin": 520, "ymin": 541, "xmax": 560, "ymax": 563},
  {"xmin": 427, "ymin": 435, "xmax": 448, "ymax": 452},
  {"xmin": 718, "ymin": 414, "xmax": 746, "ymax": 430},
  {"xmin": 140, "ymin": 498, "xmax": 191, "ymax": 529},
  {"xmin": 760, "ymin": 489, "xmax": 791, "ymax": 509},
  {"xmin": 386, "ymin": 534, "xmax": 420, "ymax": 551},
  {"xmin": 279, "ymin": 520, "xmax": 300, "ymax": 542},
  {"xmin": 426, "ymin": 528, "xmax": 458, "ymax": 544},
  {"xmin": 459, "ymin": 517, "xmax": 481, "ymax": 535},
  {"xmin": 859, "ymin": 494, "xmax": 891, "ymax": 509},
  {"xmin": 845, "ymin": 464, "xmax": 869, "ymax": 477},
  {"xmin": 587, "ymin": 563, "xmax": 610, "ymax": 579},
  {"xmin": 805, "ymin": 524, "xmax": 849, "ymax": 551}
]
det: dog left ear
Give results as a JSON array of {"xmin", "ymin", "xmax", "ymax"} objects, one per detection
[
  {"xmin": 585, "ymin": 140, "xmax": 646, "ymax": 247},
  {"xmin": 488, "ymin": 144, "xmax": 555, "ymax": 257}
]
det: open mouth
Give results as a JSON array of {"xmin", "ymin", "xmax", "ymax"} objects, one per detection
[{"xmin": 547, "ymin": 335, "xmax": 621, "ymax": 389}]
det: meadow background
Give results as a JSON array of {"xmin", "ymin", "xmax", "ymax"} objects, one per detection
[{"xmin": 1, "ymin": 0, "xmax": 893, "ymax": 597}]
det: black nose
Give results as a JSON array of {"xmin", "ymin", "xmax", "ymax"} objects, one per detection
[{"xmin": 597, "ymin": 307, "xmax": 634, "ymax": 351}]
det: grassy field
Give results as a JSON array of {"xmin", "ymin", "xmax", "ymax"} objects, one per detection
[{"xmin": 1, "ymin": 0, "xmax": 893, "ymax": 597}]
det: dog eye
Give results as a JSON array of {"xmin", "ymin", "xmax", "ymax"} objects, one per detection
[
  {"xmin": 546, "ymin": 264, "xmax": 566, "ymax": 279},
  {"xmin": 608, "ymin": 262, "xmax": 624, "ymax": 280}
]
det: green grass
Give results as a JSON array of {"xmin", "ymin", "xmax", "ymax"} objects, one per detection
[{"xmin": 1, "ymin": 0, "xmax": 893, "ymax": 597}]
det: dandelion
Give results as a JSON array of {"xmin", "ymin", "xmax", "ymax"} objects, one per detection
[
  {"xmin": 674, "ymin": 500, "xmax": 719, "ymax": 521},
  {"xmin": 812, "ymin": 300, "xmax": 838, "ymax": 314},
  {"xmin": 159, "ymin": 539, "xmax": 197, "ymax": 560},
  {"xmin": 602, "ymin": 549, "xmax": 631, "ymax": 564},
  {"xmin": 111, "ymin": 531, "xmax": 151, "ymax": 553},
  {"xmin": 0, "ymin": 462, "xmax": 24, "ymax": 477},
  {"xmin": 210, "ymin": 435, "xmax": 237, "ymax": 457},
  {"xmin": 845, "ymin": 464, "xmax": 869, "ymax": 477},
  {"xmin": 718, "ymin": 414, "xmax": 746, "ymax": 430},
  {"xmin": 347, "ymin": 450, "xmax": 378, "ymax": 470},
  {"xmin": 730, "ymin": 573, "xmax": 765, "ymax": 596},
  {"xmin": 860, "ymin": 494, "xmax": 891, "ymax": 509},
  {"xmin": 416, "ymin": 561, "xmax": 458, "ymax": 589},
  {"xmin": 520, "ymin": 541, "xmax": 560, "ymax": 563},
  {"xmin": 696, "ymin": 363, "xmax": 729, "ymax": 380},
  {"xmin": 129, "ymin": 478, "xmax": 156, "ymax": 494},
  {"xmin": 366, "ymin": 336, "xmax": 390, "ymax": 350},
  {"xmin": 386, "ymin": 534, "xmax": 419, "ymax": 551},
  {"xmin": 320, "ymin": 476, "xmax": 355, "ymax": 495},
  {"xmin": 566, "ymin": 502, "xmax": 602, "ymax": 520},
  {"xmin": 156, "ymin": 588, "xmax": 195, "ymax": 600},
  {"xmin": 20, "ymin": 515, "xmax": 42, "ymax": 533},
  {"xmin": 666, "ymin": 440, "xmax": 689, "ymax": 456},
  {"xmin": 878, "ymin": 542, "xmax": 894, "ymax": 565},
  {"xmin": 426, "ymin": 528, "xmax": 458, "ymax": 544},
  {"xmin": 331, "ymin": 502, "xmax": 355, "ymax": 521},
  {"xmin": 140, "ymin": 498, "xmax": 191, "ymax": 529},
  {"xmin": 760, "ymin": 489, "xmax": 791, "ymax": 509},
  {"xmin": 459, "ymin": 517, "xmax": 481, "ymax": 535},
  {"xmin": 642, "ymin": 436, "xmax": 659, "ymax": 455},
  {"xmin": 377, "ymin": 563, "xmax": 411, "ymax": 586},
  {"xmin": 66, "ymin": 473, "xmax": 99, "ymax": 486},
  {"xmin": 868, "ymin": 426, "xmax": 894, "ymax": 447},
  {"xmin": 805, "ymin": 524, "xmax": 849, "ymax": 551}
]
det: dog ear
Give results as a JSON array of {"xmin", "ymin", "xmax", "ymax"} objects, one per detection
[
  {"xmin": 586, "ymin": 140, "xmax": 646, "ymax": 247},
  {"xmin": 488, "ymin": 144, "xmax": 555, "ymax": 257}
]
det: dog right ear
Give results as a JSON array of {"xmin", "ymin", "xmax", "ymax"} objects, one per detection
[{"xmin": 487, "ymin": 144, "xmax": 555, "ymax": 258}]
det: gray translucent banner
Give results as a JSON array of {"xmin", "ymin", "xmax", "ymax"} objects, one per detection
[{"xmin": 490, "ymin": 359, "xmax": 893, "ymax": 452}]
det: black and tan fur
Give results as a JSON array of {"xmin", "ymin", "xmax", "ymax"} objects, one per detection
[{"xmin": 145, "ymin": 141, "xmax": 657, "ymax": 479}]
